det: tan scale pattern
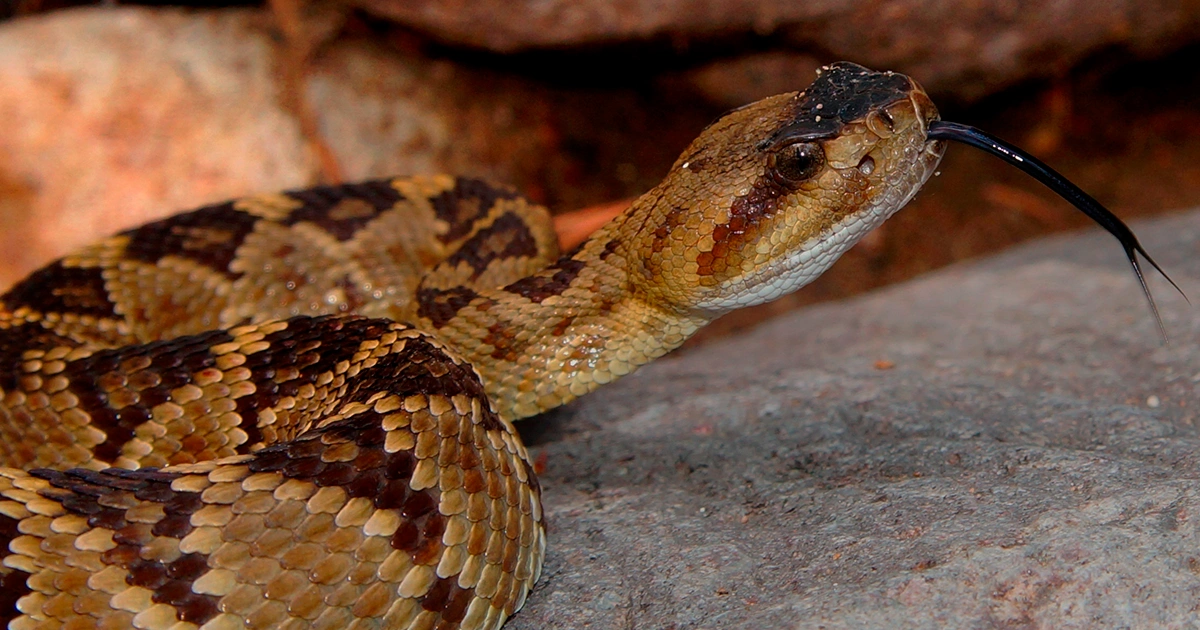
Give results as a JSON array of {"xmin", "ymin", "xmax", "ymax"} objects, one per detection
[
  {"xmin": 0, "ymin": 63, "xmax": 948, "ymax": 628},
  {"xmin": 0, "ymin": 318, "xmax": 545, "ymax": 629}
]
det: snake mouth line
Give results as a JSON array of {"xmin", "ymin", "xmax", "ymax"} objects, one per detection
[{"xmin": 927, "ymin": 120, "xmax": 1187, "ymax": 341}]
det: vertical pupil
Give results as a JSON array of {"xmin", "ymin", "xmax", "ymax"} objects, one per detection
[{"xmin": 777, "ymin": 143, "xmax": 819, "ymax": 181}]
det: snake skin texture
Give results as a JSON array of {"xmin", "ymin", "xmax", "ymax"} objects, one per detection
[{"xmin": 0, "ymin": 63, "xmax": 945, "ymax": 629}]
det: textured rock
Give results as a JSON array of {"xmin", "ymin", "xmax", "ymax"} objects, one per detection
[
  {"xmin": 359, "ymin": 0, "xmax": 1200, "ymax": 99},
  {"xmin": 510, "ymin": 209, "xmax": 1200, "ymax": 628},
  {"xmin": 0, "ymin": 7, "xmax": 566, "ymax": 288}
]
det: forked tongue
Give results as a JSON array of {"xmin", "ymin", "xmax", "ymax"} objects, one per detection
[{"xmin": 927, "ymin": 120, "xmax": 1187, "ymax": 341}]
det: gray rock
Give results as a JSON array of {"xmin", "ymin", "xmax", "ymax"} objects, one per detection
[{"xmin": 509, "ymin": 208, "xmax": 1200, "ymax": 628}]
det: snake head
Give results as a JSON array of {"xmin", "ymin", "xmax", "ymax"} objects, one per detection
[{"xmin": 629, "ymin": 62, "xmax": 945, "ymax": 316}]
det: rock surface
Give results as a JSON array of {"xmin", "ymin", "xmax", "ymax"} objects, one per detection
[
  {"xmin": 359, "ymin": 0, "xmax": 1200, "ymax": 98},
  {"xmin": 510, "ymin": 208, "xmax": 1200, "ymax": 628}
]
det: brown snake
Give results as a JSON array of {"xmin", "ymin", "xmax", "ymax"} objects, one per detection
[{"xmin": 0, "ymin": 63, "xmax": 1175, "ymax": 629}]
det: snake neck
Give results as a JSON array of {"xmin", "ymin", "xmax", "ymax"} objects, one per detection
[{"xmin": 426, "ymin": 195, "xmax": 712, "ymax": 422}]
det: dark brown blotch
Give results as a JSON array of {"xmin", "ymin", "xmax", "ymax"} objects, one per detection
[
  {"xmin": 57, "ymin": 329, "xmax": 233, "ymax": 465},
  {"xmin": 503, "ymin": 257, "xmax": 586, "ymax": 304},
  {"xmin": 390, "ymin": 520, "xmax": 419, "ymax": 551},
  {"xmin": 283, "ymin": 180, "xmax": 404, "ymax": 242},
  {"xmin": 153, "ymin": 579, "xmax": 220, "ymax": 624},
  {"xmin": 122, "ymin": 201, "xmax": 258, "ymax": 280},
  {"xmin": 440, "ymin": 212, "xmax": 540, "ymax": 280},
  {"xmin": 431, "ymin": 177, "xmax": 520, "ymax": 244},
  {"xmin": 314, "ymin": 462, "xmax": 355, "ymax": 487},
  {"xmin": 421, "ymin": 575, "xmax": 455, "ymax": 615},
  {"xmin": 27, "ymin": 467, "xmax": 220, "ymax": 625},
  {"xmin": 416, "ymin": 286, "xmax": 480, "ymax": 329},
  {"xmin": 1, "ymin": 261, "xmax": 118, "ymax": 320},
  {"xmin": 345, "ymin": 336, "xmax": 489, "ymax": 404},
  {"xmin": 0, "ymin": 324, "xmax": 82, "ymax": 395},
  {"xmin": 385, "ymin": 450, "xmax": 416, "ymax": 481},
  {"xmin": 599, "ymin": 238, "xmax": 621, "ymax": 261},
  {"xmin": 345, "ymin": 470, "xmax": 384, "ymax": 499},
  {"xmin": 151, "ymin": 513, "xmax": 194, "ymax": 539},
  {"xmin": 441, "ymin": 582, "xmax": 476, "ymax": 623},
  {"xmin": 412, "ymin": 536, "xmax": 443, "ymax": 566},
  {"xmin": 401, "ymin": 490, "xmax": 436, "ymax": 519},
  {"xmin": 232, "ymin": 316, "xmax": 397, "ymax": 453},
  {"xmin": 551, "ymin": 316, "xmax": 574, "ymax": 337},
  {"xmin": 483, "ymin": 323, "xmax": 521, "ymax": 363},
  {"xmin": 112, "ymin": 523, "xmax": 152, "ymax": 546}
]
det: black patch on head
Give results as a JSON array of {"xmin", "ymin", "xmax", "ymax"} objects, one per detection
[
  {"xmin": 123, "ymin": 201, "xmax": 259, "ymax": 280},
  {"xmin": 2, "ymin": 261, "xmax": 119, "ymax": 320},
  {"xmin": 503, "ymin": 256, "xmax": 586, "ymax": 304},
  {"xmin": 283, "ymin": 179, "xmax": 404, "ymax": 241},
  {"xmin": 442, "ymin": 212, "xmax": 541, "ymax": 280},
  {"xmin": 432, "ymin": 177, "xmax": 521, "ymax": 244},
  {"xmin": 416, "ymin": 286, "xmax": 480, "ymax": 329},
  {"xmin": 762, "ymin": 62, "xmax": 913, "ymax": 148}
]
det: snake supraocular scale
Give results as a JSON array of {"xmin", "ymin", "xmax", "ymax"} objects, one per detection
[{"xmin": 1, "ymin": 61, "xmax": 1145, "ymax": 629}]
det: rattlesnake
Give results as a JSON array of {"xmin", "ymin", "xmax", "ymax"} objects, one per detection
[{"xmin": 0, "ymin": 62, "xmax": 1168, "ymax": 629}]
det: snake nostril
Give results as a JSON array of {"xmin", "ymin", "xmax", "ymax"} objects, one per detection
[{"xmin": 857, "ymin": 155, "xmax": 876, "ymax": 175}]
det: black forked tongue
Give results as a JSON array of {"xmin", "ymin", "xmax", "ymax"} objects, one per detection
[{"xmin": 927, "ymin": 120, "xmax": 1187, "ymax": 342}]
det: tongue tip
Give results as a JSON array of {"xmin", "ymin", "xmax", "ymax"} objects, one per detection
[{"xmin": 930, "ymin": 120, "xmax": 1185, "ymax": 339}]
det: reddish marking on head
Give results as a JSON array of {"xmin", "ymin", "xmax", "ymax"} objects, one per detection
[{"xmin": 698, "ymin": 176, "xmax": 788, "ymax": 277}]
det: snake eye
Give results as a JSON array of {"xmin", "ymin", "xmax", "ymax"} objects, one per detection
[
  {"xmin": 877, "ymin": 109, "xmax": 896, "ymax": 131},
  {"xmin": 769, "ymin": 142, "xmax": 824, "ymax": 185}
]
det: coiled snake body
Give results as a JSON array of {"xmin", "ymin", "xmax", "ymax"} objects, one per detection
[{"xmin": 0, "ymin": 64, "xmax": 945, "ymax": 628}]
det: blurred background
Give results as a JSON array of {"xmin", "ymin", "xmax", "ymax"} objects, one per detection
[{"xmin": 1, "ymin": 0, "xmax": 1198, "ymax": 341}]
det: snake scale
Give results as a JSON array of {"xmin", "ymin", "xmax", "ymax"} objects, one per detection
[{"xmin": 0, "ymin": 62, "xmax": 1168, "ymax": 629}]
